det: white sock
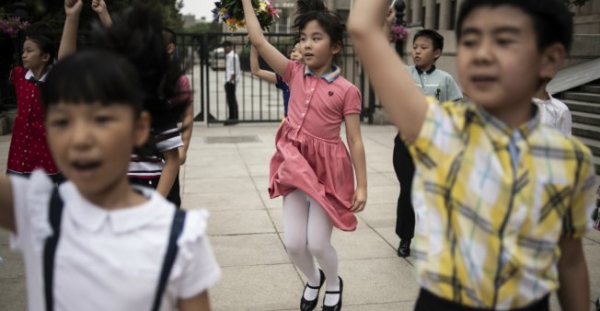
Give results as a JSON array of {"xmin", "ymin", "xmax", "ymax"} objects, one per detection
[{"xmin": 323, "ymin": 278, "xmax": 340, "ymax": 306}]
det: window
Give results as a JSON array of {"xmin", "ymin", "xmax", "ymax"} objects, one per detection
[
  {"xmin": 450, "ymin": 0, "xmax": 457, "ymax": 30},
  {"xmin": 435, "ymin": 3, "xmax": 440, "ymax": 29}
]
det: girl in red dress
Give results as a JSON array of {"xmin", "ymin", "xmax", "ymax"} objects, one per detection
[{"xmin": 8, "ymin": 35, "xmax": 60, "ymax": 182}]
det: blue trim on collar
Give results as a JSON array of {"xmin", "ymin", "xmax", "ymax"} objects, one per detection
[{"xmin": 304, "ymin": 65, "xmax": 341, "ymax": 83}]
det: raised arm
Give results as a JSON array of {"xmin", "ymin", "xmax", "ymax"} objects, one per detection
[
  {"xmin": 250, "ymin": 45, "xmax": 278, "ymax": 84},
  {"xmin": 242, "ymin": 0, "xmax": 289, "ymax": 77},
  {"xmin": 58, "ymin": 0, "xmax": 83, "ymax": 60},
  {"xmin": 0, "ymin": 175, "xmax": 16, "ymax": 233},
  {"xmin": 92, "ymin": 0, "xmax": 113, "ymax": 28},
  {"xmin": 348, "ymin": 0, "xmax": 427, "ymax": 143}
]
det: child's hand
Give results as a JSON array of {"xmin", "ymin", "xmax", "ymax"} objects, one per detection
[
  {"xmin": 91, "ymin": 0, "xmax": 107, "ymax": 14},
  {"xmin": 64, "ymin": 0, "xmax": 83, "ymax": 16},
  {"xmin": 351, "ymin": 187, "xmax": 367, "ymax": 213}
]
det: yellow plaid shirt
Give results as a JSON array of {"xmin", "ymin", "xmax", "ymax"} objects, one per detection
[{"xmin": 410, "ymin": 99, "xmax": 597, "ymax": 309}]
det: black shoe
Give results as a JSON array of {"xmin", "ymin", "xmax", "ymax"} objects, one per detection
[
  {"xmin": 397, "ymin": 239, "xmax": 411, "ymax": 257},
  {"xmin": 300, "ymin": 269, "xmax": 326, "ymax": 311},
  {"xmin": 223, "ymin": 119, "xmax": 238, "ymax": 126},
  {"xmin": 321, "ymin": 277, "xmax": 343, "ymax": 311},
  {"xmin": 595, "ymin": 297, "xmax": 600, "ymax": 311}
]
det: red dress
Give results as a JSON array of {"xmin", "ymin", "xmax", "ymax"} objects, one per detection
[
  {"xmin": 269, "ymin": 62, "xmax": 362, "ymax": 231},
  {"xmin": 7, "ymin": 67, "xmax": 58, "ymax": 175}
]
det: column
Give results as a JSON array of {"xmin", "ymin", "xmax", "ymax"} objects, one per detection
[
  {"xmin": 439, "ymin": 0, "xmax": 451, "ymax": 30},
  {"xmin": 455, "ymin": 0, "xmax": 465, "ymax": 23},
  {"xmin": 424, "ymin": 0, "xmax": 436, "ymax": 29},
  {"xmin": 411, "ymin": 0, "xmax": 421, "ymax": 25}
]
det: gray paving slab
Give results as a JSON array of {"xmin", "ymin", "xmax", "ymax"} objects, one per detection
[{"xmin": 1, "ymin": 123, "xmax": 599, "ymax": 311}]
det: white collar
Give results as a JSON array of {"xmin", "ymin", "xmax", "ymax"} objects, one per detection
[
  {"xmin": 60, "ymin": 182, "xmax": 170, "ymax": 234},
  {"xmin": 25, "ymin": 69, "xmax": 48, "ymax": 82}
]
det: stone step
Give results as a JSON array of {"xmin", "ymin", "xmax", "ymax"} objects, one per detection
[
  {"xmin": 572, "ymin": 123, "xmax": 600, "ymax": 140},
  {"xmin": 575, "ymin": 136, "xmax": 600, "ymax": 157},
  {"xmin": 563, "ymin": 99, "xmax": 600, "ymax": 114},
  {"xmin": 583, "ymin": 85, "xmax": 600, "ymax": 94},
  {"xmin": 563, "ymin": 92, "xmax": 600, "ymax": 104},
  {"xmin": 572, "ymin": 111, "xmax": 600, "ymax": 126}
]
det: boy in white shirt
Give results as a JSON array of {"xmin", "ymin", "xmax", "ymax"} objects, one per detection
[{"xmin": 533, "ymin": 79, "xmax": 572, "ymax": 136}]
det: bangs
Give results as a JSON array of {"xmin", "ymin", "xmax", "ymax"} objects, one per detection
[{"xmin": 41, "ymin": 50, "xmax": 143, "ymax": 114}]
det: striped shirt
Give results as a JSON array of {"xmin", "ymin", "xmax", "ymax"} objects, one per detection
[
  {"xmin": 409, "ymin": 98, "xmax": 597, "ymax": 309},
  {"xmin": 128, "ymin": 126, "xmax": 183, "ymax": 179}
]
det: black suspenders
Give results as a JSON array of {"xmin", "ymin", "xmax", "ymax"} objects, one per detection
[{"xmin": 43, "ymin": 188, "xmax": 187, "ymax": 311}]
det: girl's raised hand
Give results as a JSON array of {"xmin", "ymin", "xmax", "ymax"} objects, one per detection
[
  {"xmin": 64, "ymin": 0, "xmax": 83, "ymax": 16},
  {"xmin": 351, "ymin": 187, "xmax": 367, "ymax": 213},
  {"xmin": 92, "ymin": 0, "xmax": 107, "ymax": 14}
]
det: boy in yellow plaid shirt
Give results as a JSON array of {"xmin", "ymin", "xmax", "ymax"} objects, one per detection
[{"xmin": 349, "ymin": 0, "xmax": 597, "ymax": 310}]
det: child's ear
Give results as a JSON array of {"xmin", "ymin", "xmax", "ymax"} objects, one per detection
[
  {"xmin": 166, "ymin": 43, "xmax": 175, "ymax": 55},
  {"xmin": 42, "ymin": 53, "xmax": 51, "ymax": 64},
  {"xmin": 434, "ymin": 49, "xmax": 442, "ymax": 60},
  {"xmin": 133, "ymin": 111, "xmax": 151, "ymax": 148},
  {"xmin": 539, "ymin": 43, "xmax": 565, "ymax": 81},
  {"xmin": 331, "ymin": 42, "xmax": 342, "ymax": 56}
]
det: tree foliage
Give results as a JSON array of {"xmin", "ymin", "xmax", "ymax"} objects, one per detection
[{"xmin": 0, "ymin": 0, "xmax": 184, "ymax": 31}]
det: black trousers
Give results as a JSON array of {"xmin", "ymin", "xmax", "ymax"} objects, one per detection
[
  {"xmin": 129, "ymin": 175, "xmax": 181, "ymax": 208},
  {"xmin": 393, "ymin": 134, "xmax": 416, "ymax": 240},
  {"xmin": 415, "ymin": 289, "xmax": 549, "ymax": 311},
  {"xmin": 224, "ymin": 82, "xmax": 239, "ymax": 120}
]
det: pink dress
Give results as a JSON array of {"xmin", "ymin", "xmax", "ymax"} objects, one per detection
[{"xmin": 269, "ymin": 61, "xmax": 362, "ymax": 231}]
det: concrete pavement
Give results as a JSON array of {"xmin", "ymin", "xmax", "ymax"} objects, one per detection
[{"xmin": 1, "ymin": 123, "xmax": 599, "ymax": 310}]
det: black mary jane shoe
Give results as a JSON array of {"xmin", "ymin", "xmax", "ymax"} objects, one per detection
[
  {"xmin": 300, "ymin": 269, "xmax": 326, "ymax": 311},
  {"xmin": 321, "ymin": 277, "xmax": 343, "ymax": 311}
]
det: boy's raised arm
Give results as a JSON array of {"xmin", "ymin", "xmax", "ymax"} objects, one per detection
[
  {"xmin": 250, "ymin": 45, "xmax": 278, "ymax": 84},
  {"xmin": 241, "ymin": 0, "xmax": 289, "ymax": 77},
  {"xmin": 348, "ymin": 0, "xmax": 428, "ymax": 143},
  {"xmin": 58, "ymin": 0, "xmax": 83, "ymax": 60}
]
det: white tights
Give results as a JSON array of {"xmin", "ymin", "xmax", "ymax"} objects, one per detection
[{"xmin": 283, "ymin": 189, "xmax": 340, "ymax": 305}]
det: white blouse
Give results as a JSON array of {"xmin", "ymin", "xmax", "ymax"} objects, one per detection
[{"xmin": 10, "ymin": 170, "xmax": 221, "ymax": 311}]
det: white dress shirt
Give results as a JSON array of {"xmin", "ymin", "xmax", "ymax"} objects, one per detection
[
  {"xmin": 224, "ymin": 50, "xmax": 241, "ymax": 84},
  {"xmin": 533, "ymin": 94, "xmax": 572, "ymax": 136},
  {"xmin": 10, "ymin": 171, "xmax": 221, "ymax": 311}
]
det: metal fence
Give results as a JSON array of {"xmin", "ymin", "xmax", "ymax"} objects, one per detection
[
  {"xmin": 177, "ymin": 32, "xmax": 377, "ymax": 125},
  {"xmin": 0, "ymin": 31, "xmax": 381, "ymax": 125}
]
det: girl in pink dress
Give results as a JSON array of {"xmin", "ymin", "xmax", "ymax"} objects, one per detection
[
  {"xmin": 242, "ymin": 1, "xmax": 367, "ymax": 310},
  {"xmin": 8, "ymin": 35, "xmax": 60, "ymax": 182}
]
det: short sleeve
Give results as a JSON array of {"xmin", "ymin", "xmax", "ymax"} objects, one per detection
[
  {"xmin": 445, "ymin": 75, "xmax": 463, "ymax": 102},
  {"xmin": 155, "ymin": 126, "xmax": 183, "ymax": 152},
  {"xmin": 342, "ymin": 86, "xmax": 362, "ymax": 116},
  {"xmin": 282, "ymin": 61, "xmax": 302, "ymax": 84},
  {"xmin": 562, "ymin": 143, "xmax": 597, "ymax": 238},
  {"xmin": 177, "ymin": 75, "xmax": 192, "ymax": 104},
  {"xmin": 175, "ymin": 210, "xmax": 221, "ymax": 299},
  {"xmin": 10, "ymin": 170, "xmax": 54, "ymax": 252},
  {"xmin": 410, "ymin": 98, "xmax": 460, "ymax": 163}
]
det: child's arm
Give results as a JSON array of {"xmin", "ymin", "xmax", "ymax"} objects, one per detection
[
  {"xmin": 241, "ymin": 0, "xmax": 289, "ymax": 77},
  {"xmin": 92, "ymin": 0, "xmax": 113, "ymax": 28},
  {"xmin": 156, "ymin": 149, "xmax": 180, "ymax": 197},
  {"xmin": 179, "ymin": 291, "xmax": 211, "ymax": 311},
  {"xmin": 345, "ymin": 114, "xmax": 367, "ymax": 212},
  {"xmin": 250, "ymin": 45, "xmax": 278, "ymax": 84},
  {"xmin": 348, "ymin": 0, "xmax": 427, "ymax": 143},
  {"xmin": 557, "ymin": 237, "xmax": 589, "ymax": 310},
  {"xmin": 0, "ymin": 175, "xmax": 16, "ymax": 233},
  {"xmin": 58, "ymin": 0, "xmax": 83, "ymax": 60},
  {"xmin": 179, "ymin": 103, "xmax": 194, "ymax": 166}
]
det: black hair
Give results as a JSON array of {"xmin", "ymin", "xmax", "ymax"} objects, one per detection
[
  {"xmin": 41, "ymin": 50, "xmax": 143, "ymax": 116},
  {"xmin": 90, "ymin": 2, "xmax": 187, "ymax": 131},
  {"xmin": 413, "ymin": 29, "xmax": 444, "ymax": 52},
  {"xmin": 222, "ymin": 40, "xmax": 232, "ymax": 47},
  {"xmin": 456, "ymin": 0, "xmax": 573, "ymax": 52},
  {"xmin": 25, "ymin": 35, "xmax": 56, "ymax": 70},
  {"xmin": 293, "ymin": 0, "xmax": 345, "ymax": 66},
  {"xmin": 162, "ymin": 27, "xmax": 176, "ymax": 45}
]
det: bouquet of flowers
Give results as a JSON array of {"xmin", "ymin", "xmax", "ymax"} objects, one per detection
[
  {"xmin": 0, "ymin": 17, "xmax": 29, "ymax": 37},
  {"xmin": 212, "ymin": 0, "xmax": 279, "ymax": 32},
  {"xmin": 389, "ymin": 24, "xmax": 408, "ymax": 43}
]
